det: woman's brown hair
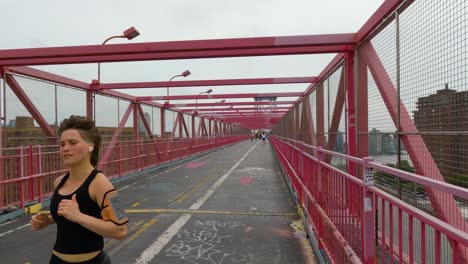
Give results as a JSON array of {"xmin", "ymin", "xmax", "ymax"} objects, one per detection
[{"xmin": 58, "ymin": 115, "xmax": 101, "ymax": 167}]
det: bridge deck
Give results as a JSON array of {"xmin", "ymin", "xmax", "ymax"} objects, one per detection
[{"xmin": 0, "ymin": 139, "xmax": 316, "ymax": 263}]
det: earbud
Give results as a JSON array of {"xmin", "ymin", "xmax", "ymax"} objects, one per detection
[{"xmin": 88, "ymin": 146, "xmax": 93, "ymax": 152}]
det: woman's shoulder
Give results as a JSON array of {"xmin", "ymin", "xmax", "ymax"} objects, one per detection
[
  {"xmin": 90, "ymin": 172, "xmax": 114, "ymax": 202},
  {"xmin": 91, "ymin": 172, "xmax": 114, "ymax": 191},
  {"xmin": 53, "ymin": 174, "xmax": 67, "ymax": 189},
  {"xmin": 92, "ymin": 171, "xmax": 112, "ymax": 185}
]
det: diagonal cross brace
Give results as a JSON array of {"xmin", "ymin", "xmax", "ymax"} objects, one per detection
[{"xmin": 5, "ymin": 74, "xmax": 55, "ymax": 138}]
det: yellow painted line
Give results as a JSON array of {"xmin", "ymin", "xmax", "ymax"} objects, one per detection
[
  {"xmin": 25, "ymin": 203, "xmax": 42, "ymax": 214},
  {"xmin": 104, "ymin": 220, "xmax": 144, "ymax": 251},
  {"xmin": 126, "ymin": 208, "xmax": 297, "ymax": 217},
  {"xmin": 131, "ymin": 197, "xmax": 150, "ymax": 208},
  {"xmin": 103, "ymin": 238, "xmax": 119, "ymax": 251},
  {"xmin": 168, "ymin": 174, "xmax": 214, "ymax": 205},
  {"xmin": 108, "ymin": 218, "xmax": 158, "ymax": 256},
  {"xmin": 291, "ymin": 219, "xmax": 317, "ymax": 264}
]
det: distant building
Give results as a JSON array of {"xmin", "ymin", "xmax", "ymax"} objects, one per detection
[
  {"xmin": 369, "ymin": 128, "xmax": 382, "ymax": 155},
  {"xmin": 413, "ymin": 85, "xmax": 468, "ymax": 184},
  {"xmin": 334, "ymin": 130, "xmax": 345, "ymax": 153},
  {"xmin": 2, "ymin": 116, "xmax": 136, "ymax": 148},
  {"xmin": 369, "ymin": 128, "xmax": 398, "ymax": 155},
  {"xmin": 7, "ymin": 119, "xmax": 16, "ymax": 127},
  {"xmin": 138, "ymin": 112, "xmax": 153, "ymax": 135}
]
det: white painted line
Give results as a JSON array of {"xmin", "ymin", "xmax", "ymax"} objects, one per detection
[
  {"xmin": 0, "ymin": 219, "xmax": 18, "ymax": 227},
  {"xmin": 0, "ymin": 223, "xmax": 30, "ymax": 238},
  {"xmin": 133, "ymin": 141, "xmax": 259, "ymax": 264}
]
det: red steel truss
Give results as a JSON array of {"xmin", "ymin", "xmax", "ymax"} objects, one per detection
[{"xmin": 0, "ymin": 1, "xmax": 466, "ymax": 263}]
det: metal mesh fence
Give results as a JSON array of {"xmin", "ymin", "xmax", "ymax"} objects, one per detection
[
  {"xmin": 140, "ymin": 104, "xmax": 153, "ymax": 139},
  {"xmin": 357, "ymin": 0, "xmax": 468, "ymax": 260},
  {"xmin": 323, "ymin": 79, "xmax": 329, "ymax": 138},
  {"xmin": 152, "ymin": 107, "xmax": 161, "ymax": 137},
  {"xmin": 298, "ymin": 101, "xmax": 303, "ymax": 140},
  {"xmin": 399, "ymin": 0, "xmax": 468, "ymax": 188},
  {"xmin": 57, "ymin": 85, "xmax": 86, "ymax": 123},
  {"xmin": 194, "ymin": 116, "xmax": 200, "ymax": 137},
  {"xmin": 367, "ymin": 18, "xmax": 399, "ymax": 166},
  {"xmin": 165, "ymin": 110, "xmax": 176, "ymax": 137},
  {"xmin": 204, "ymin": 118, "xmax": 209, "ymax": 137},
  {"xmin": 357, "ymin": 0, "xmax": 468, "ymax": 221},
  {"xmin": 4, "ymin": 74, "xmax": 57, "ymax": 147},
  {"xmin": 310, "ymin": 90, "xmax": 317, "ymax": 135},
  {"xmin": 184, "ymin": 114, "xmax": 191, "ymax": 137},
  {"xmin": 95, "ymin": 94, "xmax": 119, "ymax": 128}
]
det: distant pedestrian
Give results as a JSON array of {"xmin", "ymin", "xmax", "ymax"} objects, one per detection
[{"xmin": 261, "ymin": 132, "xmax": 266, "ymax": 144}]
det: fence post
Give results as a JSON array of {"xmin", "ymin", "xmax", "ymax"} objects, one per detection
[
  {"xmin": 139, "ymin": 140, "xmax": 143, "ymax": 171},
  {"xmin": 299, "ymin": 142, "xmax": 305, "ymax": 203},
  {"xmin": 0, "ymin": 146, "xmax": 3, "ymax": 209},
  {"xmin": 28, "ymin": 145, "xmax": 34, "ymax": 202},
  {"xmin": 37, "ymin": 145, "xmax": 43, "ymax": 203},
  {"xmin": 118, "ymin": 142, "xmax": 122, "ymax": 178},
  {"xmin": 19, "ymin": 146, "xmax": 24, "ymax": 208},
  {"xmin": 316, "ymin": 146, "xmax": 325, "ymax": 249},
  {"xmin": 362, "ymin": 157, "xmax": 376, "ymax": 264}
]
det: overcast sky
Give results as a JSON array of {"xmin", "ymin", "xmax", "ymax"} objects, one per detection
[{"xmin": 1, "ymin": 0, "xmax": 384, "ymax": 106}]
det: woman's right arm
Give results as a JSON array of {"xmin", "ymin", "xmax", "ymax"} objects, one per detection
[
  {"xmin": 31, "ymin": 212, "xmax": 54, "ymax": 230},
  {"xmin": 30, "ymin": 175, "xmax": 63, "ymax": 231}
]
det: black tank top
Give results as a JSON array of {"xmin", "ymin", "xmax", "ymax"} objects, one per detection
[{"xmin": 50, "ymin": 169, "xmax": 104, "ymax": 254}]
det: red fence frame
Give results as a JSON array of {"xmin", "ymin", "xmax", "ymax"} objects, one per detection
[
  {"xmin": 0, "ymin": 136, "xmax": 247, "ymax": 210},
  {"xmin": 271, "ymin": 135, "xmax": 468, "ymax": 264}
]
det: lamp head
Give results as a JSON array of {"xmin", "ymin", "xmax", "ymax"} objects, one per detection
[
  {"xmin": 123, "ymin": 27, "xmax": 140, "ymax": 40},
  {"xmin": 162, "ymin": 101, "xmax": 171, "ymax": 108},
  {"xmin": 182, "ymin": 70, "xmax": 191, "ymax": 77},
  {"xmin": 219, "ymin": 99, "xmax": 226, "ymax": 103},
  {"xmin": 206, "ymin": 89, "xmax": 213, "ymax": 94}
]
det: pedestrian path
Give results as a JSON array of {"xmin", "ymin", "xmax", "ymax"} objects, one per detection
[{"xmin": 0, "ymin": 140, "xmax": 316, "ymax": 264}]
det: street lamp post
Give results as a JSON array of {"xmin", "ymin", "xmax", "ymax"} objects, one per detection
[
  {"xmin": 97, "ymin": 27, "xmax": 140, "ymax": 84},
  {"xmin": 166, "ymin": 70, "xmax": 191, "ymax": 105},
  {"xmin": 211, "ymin": 99, "xmax": 225, "ymax": 117},
  {"xmin": 91, "ymin": 27, "xmax": 139, "ymax": 120},
  {"xmin": 195, "ymin": 89, "xmax": 213, "ymax": 115}
]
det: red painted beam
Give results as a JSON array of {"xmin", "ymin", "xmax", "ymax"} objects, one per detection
[
  {"xmin": 2, "ymin": 66, "xmax": 143, "ymax": 105},
  {"xmin": 203, "ymin": 111, "xmax": 288, "ymax": 115},
  {"xmin": 287, "ymin": 53, "xmax": 346, "ymax": 115},
  {"xmin": 0, "ymin": 34, "xmax": 356, "ymax": 60},
  {"xmin": 100, "ymin": 77, "xmax": 318, "ymax": 90},
  {"xmin": 220, "ymin": 117, "xmax": 284, "ymax": 120},
  {"xmin": 208, "ymin": 111, "xmax": 287, "ymax": 114},
  {"xmin": 136, "ymin": 104, "xmax": 154, "ymax": 139},
  {"xmin": 0, "ymin": 34, "xmax": 355, "ymax": 66},
  {"xmin": 173, "ymin": 101, "xmax": 295, "ymax": 107},
  {"xmin": 4, "ymin": 66, "xmax": 90, "ymax": 89},
  {"xmin": 362, "ymin": 43, "xmax": 467, "ymax": 233},
  {"xmin": 4, "ymin": 75, "xmax": 56, "ymax": 138},
  {"xmin": 99, "ymin": 104, "xmax": 133, "ymax": 166},
  {"xmin": 356, "ymin": 0, "xmax": 409, "ymax": 44},
  {"xmin": 1, "ymin": 67, "xmax": 195, "ymax": 115},
  {"xmin": 208, "ymin": 116, "xmax": 285, "ymax": 120},
  {"xmin": 137, "ymin": 92, "xmax": 303, "ymax": 101},
  {"xmin": 0, "ymin": 45, "xmax": 354, "ymax": 66},
  {"xmin": 182, "ymin": 106, "xmax": 291, "ymax": 112}
]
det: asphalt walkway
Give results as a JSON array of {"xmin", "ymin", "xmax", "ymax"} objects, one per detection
[{"xmin": 0, "ymin": 139, "xmax": 316, "ymax": 264}]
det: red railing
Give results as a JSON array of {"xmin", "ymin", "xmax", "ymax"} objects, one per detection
[
  {"xmin": 271, "ymin": 135, "xmax": 468, "ymax": 264},
  {"xmin": 0, "ymin": 136, "xmax": 247, "ymax": 210}
]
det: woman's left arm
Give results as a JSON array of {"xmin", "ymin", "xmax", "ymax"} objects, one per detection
[{"xmin": 57, "ymin": 173, "xmax": 128, "ymax": 240}]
